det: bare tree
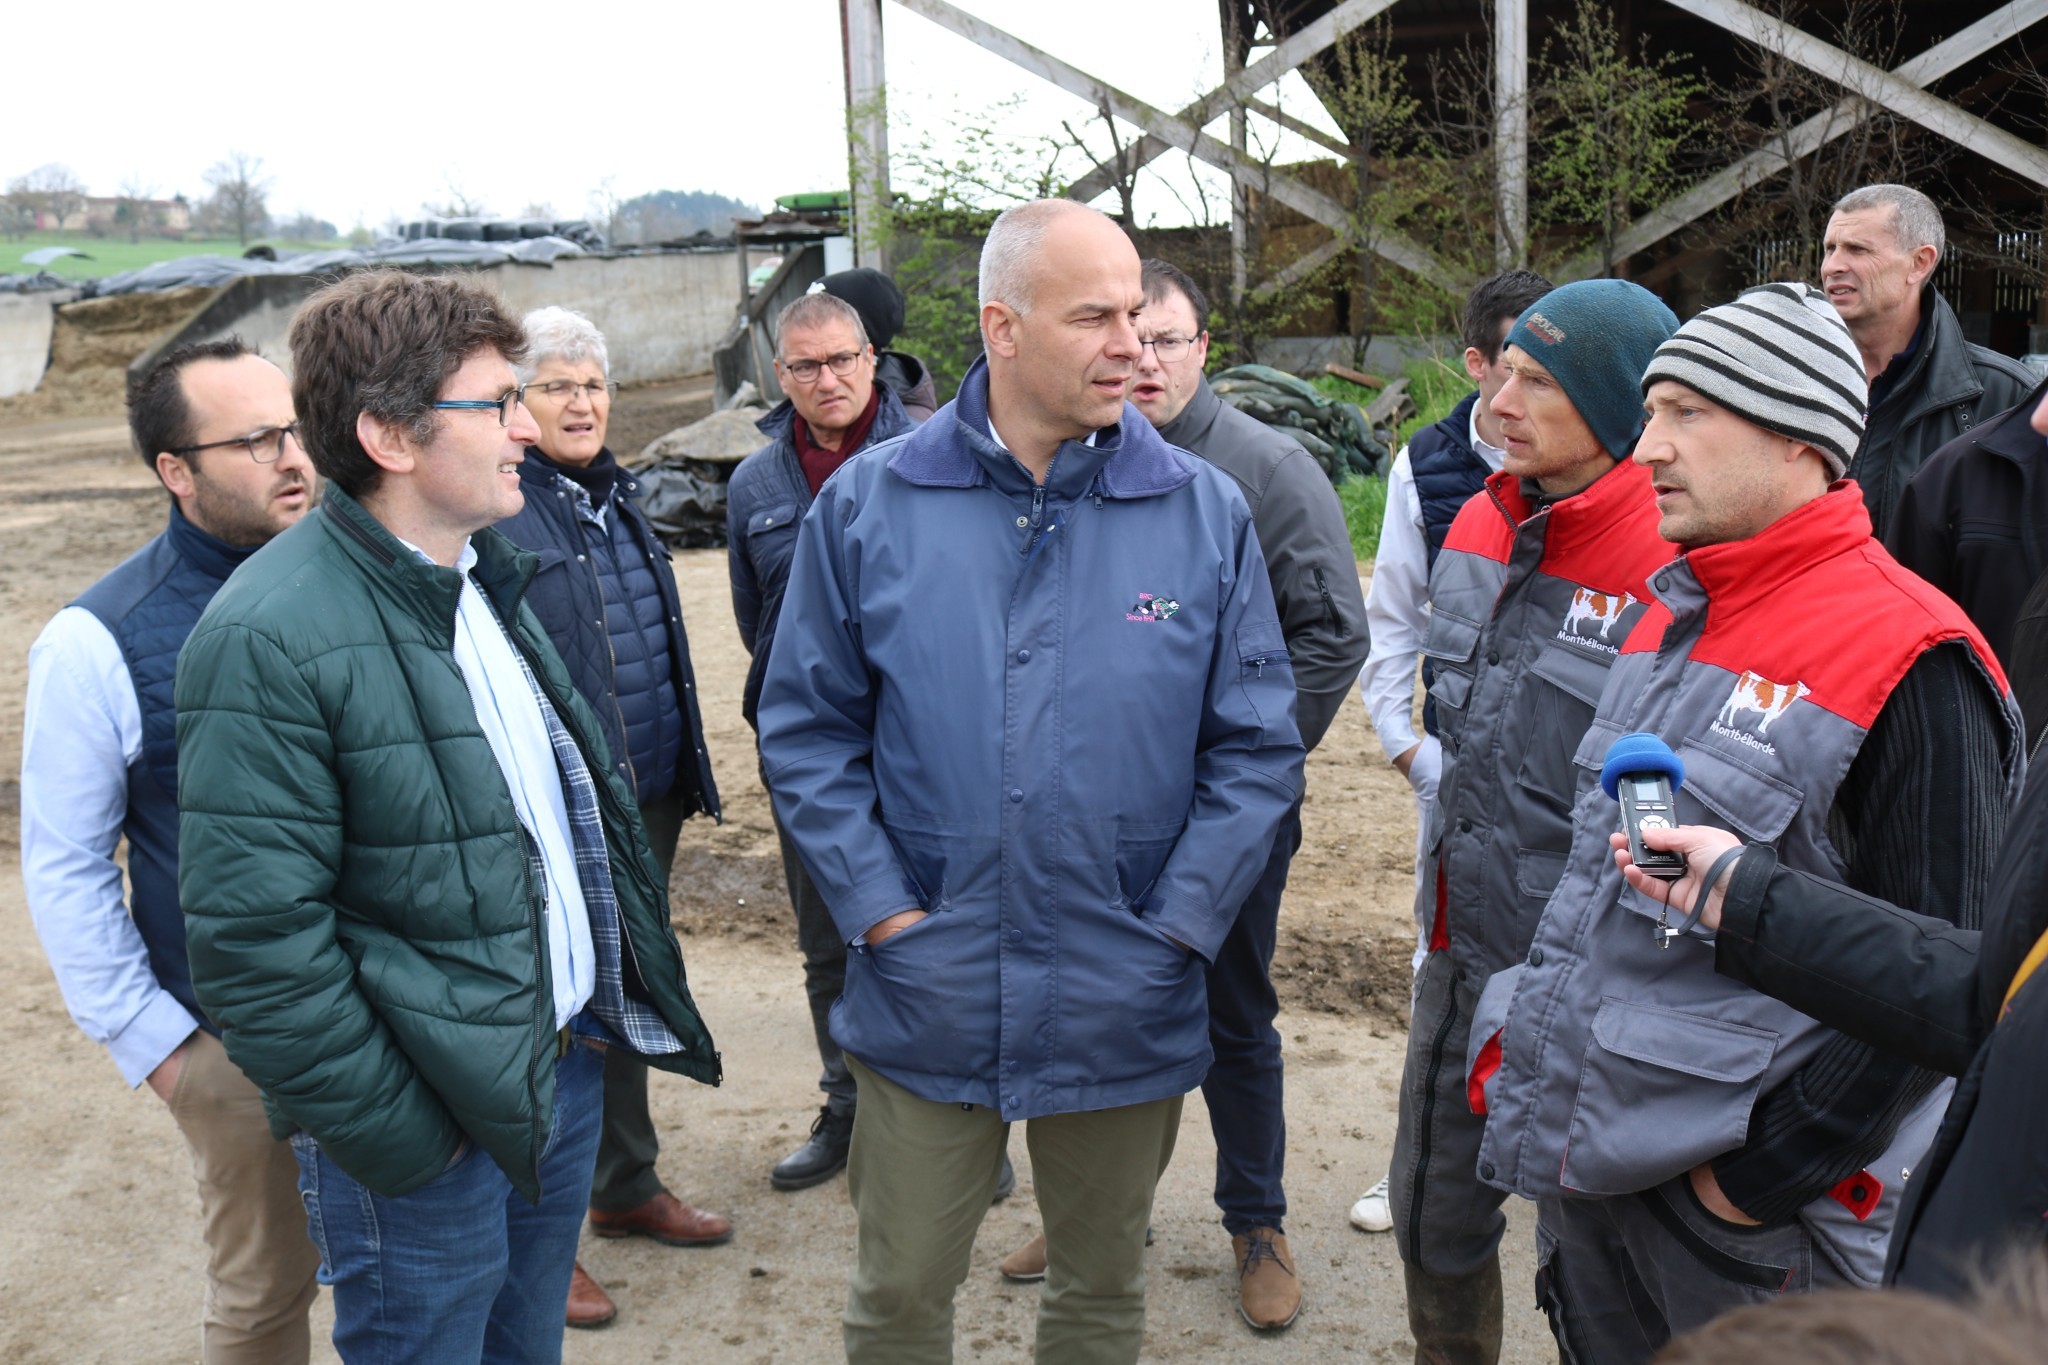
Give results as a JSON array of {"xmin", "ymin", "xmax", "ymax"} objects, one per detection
[
  {"xmin": 203, "ymin": 152, "xmax": 273, "ymax": 246},
  {"xmin": 116, "ymin": 174, "xmax": 161, "ymax": 243},
  {"xmin": 424, "ymin": 174, "xmax": 488, "ymax": 219},
  {"xmin": 8, "ymin": 163, "xmax": 88, "ymax": 233}
]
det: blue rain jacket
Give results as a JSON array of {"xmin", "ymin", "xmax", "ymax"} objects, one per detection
[{"xmin": 757, "ymin": 358, "xmax": 1305, "ymax": 1120}]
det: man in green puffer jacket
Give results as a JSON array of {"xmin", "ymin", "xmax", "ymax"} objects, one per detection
[{"xmin": 175, "ymin": 270, "xmax": 719, "ymax": 1364}]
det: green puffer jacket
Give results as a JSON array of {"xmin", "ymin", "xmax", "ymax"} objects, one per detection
[{"xmin": 176, "ymin": 488, "xmax": 719, "ymax": 1202}]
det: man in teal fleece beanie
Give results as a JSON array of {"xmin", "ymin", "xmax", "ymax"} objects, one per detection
[{"xmin": 1502, "ymin": 279, "xmax": 1681, "ymax": 462}]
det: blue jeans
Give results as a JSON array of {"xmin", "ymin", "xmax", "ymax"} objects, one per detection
[
  {"xmin": 292, "ymin": 1034, "xmax": 604, "ymax": 1364},
  {"xmin": 1201, "ymin": 799, "xmax": 1300, "ymax": 1236}
]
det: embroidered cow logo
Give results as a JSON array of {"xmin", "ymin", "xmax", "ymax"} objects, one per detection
[
  {"xmin": 1126, "ymin": 592, "xmax": 1181, "ymax": 622},
  {"xmin": 1562, "ymin": 587, "xmax": 1637, "ymax": 643},
  {"xmin": 1716, "ymin": 671, "xmax": 1811, "ymax": 738}
]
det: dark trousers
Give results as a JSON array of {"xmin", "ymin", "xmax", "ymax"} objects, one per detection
[
  {"xmin": 772, "ymin": 795, "xmax": 857, "ymax": 1116},
  {"xmin": 1536, "ymin": 1181, "xmax": 1843, "ymax": 1365},
  {"xmin": 590, "ymin": 791, "xmax": 686, "ymax": 1212},
  {"xmin": 1200, "ymin": 799, "xmax": 1301, "ymax": 1236}
]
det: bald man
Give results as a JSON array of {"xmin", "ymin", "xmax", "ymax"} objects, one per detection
[{"xmin": 757, "ymin": 199, "xmax": 1304, "ymax": 1364}]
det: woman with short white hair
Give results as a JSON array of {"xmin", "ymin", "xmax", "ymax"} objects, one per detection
[{"xmin": 495, "ymin": 306, "xmax": 730, "ymax": 1330}]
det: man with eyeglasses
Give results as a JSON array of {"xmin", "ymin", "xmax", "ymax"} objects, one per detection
[
  {"xmin": 21, "ymin": 337, "xmax": 320, "ymax": 1364},
  {"xmin": 727, "ymin": 289, "xmax": 918, "ymax": 1192},
  {"xmin": 493, "ymin": 306, "xmax": 727, "ymax": 1330},
  {"xmin": 174, "ymin": 271, "xmax": 720, "ymax": 1362},
  {"xmin": 991, "ymin": 256, "xmax": 1366, "ymax": 1330}
]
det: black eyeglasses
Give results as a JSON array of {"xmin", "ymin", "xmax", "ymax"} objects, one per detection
[
  {"xmin": 1139, "ymin": 335, "xmax": 1200, "ymax": 363},
  {"xmin": 172, "ymin": 422, "xmax": 302, "ymax": 464},
  {"xmin": 431, "ymin": 388, "xmax": 527, "ymax": 426},
  {"xmin": 779, "ymin": 350, "xmax": 866, "ymax": 383},
  {"xmin": 527, "ymin": 379, "xmax": 618, "ymax": 403}
]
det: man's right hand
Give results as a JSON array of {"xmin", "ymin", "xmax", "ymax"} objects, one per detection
[
  {"xmin": 864, "ymin": 909, "xmax": 928, "ymax": 945},
  {"xmin": 144, "ymin": 1036, "xmax": 195, "ymax": 1105}
]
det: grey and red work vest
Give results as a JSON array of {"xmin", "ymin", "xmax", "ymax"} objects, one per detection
[
  {"xmin": 1420, "ymin": 458, "xmax": 1672, "ymax": 982},
  {"xmin": 1471, "ymin": 486, "xmax": 2020, "ymax": 1286}
]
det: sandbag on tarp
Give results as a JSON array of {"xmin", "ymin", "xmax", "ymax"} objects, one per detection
[
  {"xmin": 632, "ymin": 406, "xmax": 772, "ymax": 548},
  {"xmin": 1210, "ymin": 364, "xmax": 1392, "ymax": 481}
]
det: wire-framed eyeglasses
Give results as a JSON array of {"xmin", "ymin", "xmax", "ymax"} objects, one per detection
[
  {"xmin": 527, "ymin": 379, "xmax": 618, "ymax": 404},
  {"xmin": 430, "ymin": 388, "xmax": 527, "ymax": 426},
  {"xmin": 1139, "ymin": 335, "xmax": 1200, "ymax": 363},
  {"xmin": 172, "ymin": 422, "xmax": 303, "ymax": 464},
  {"xmin": 779, "ymin": 350, "xmax": 867, "ymax": 383}
]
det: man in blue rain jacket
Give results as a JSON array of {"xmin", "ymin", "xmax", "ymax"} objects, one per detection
[{"xmin": 757, "ymin": 199, "xmax": 1305, "ymax": 1365}]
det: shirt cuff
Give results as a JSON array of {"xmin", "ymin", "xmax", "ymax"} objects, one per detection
[{"xmin": 106, "ymin": 991, "xmax": 202, "ymax": 1089}]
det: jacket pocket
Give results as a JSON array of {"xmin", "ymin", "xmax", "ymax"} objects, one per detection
[
  {"xmin": 1514, "ymin": 847, "xmax": 1569, "ymax": 900},
  {"xmin": 1675, "ymin": 740, "xmax": 1803, "ymax": 844},
  {"xmin": 1236, "ymin": 618, "xmax": 1294, "ymax": 731},
  {"xmin": 1517, "ymin": 641, "xmax": 1612, "ymax": 811},
  {"xmin": 745, "ymin": 502, "xmax": 803, "ymax": 582},
  {"xmin": 1466, "ymin": 963, "xmax": 1523, "ymax": 1115},
  {"xmin": 1560, "ymin": 998, "xmax": 1778, "ymax": 1196}
]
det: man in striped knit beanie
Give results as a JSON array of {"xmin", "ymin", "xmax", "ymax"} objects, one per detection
[
  {"xmin": 1637, "ymin": 281, "xmax": 1867, "ymax": 543},
  {"xmin": 1476, "ymin": 279, "xmax": 2018, "ymax": 1361}
]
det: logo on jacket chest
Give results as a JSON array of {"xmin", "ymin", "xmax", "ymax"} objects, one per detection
[
  {"xmin": 1126, "ymin": 591, "xmax": 1181, "ymax": 623},
  {"xmin": 1709, "ymin": 670, "xmax": 1811, "ymax": 755},
  {"xmin": 1556, "ymin": 587, "xmax": 1637, "ymax": 654}
]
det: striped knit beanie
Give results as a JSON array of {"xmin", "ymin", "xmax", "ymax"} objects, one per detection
[{"xmin": 1640, "ymin": 282, "xmax": 1867, "ymax": 478}]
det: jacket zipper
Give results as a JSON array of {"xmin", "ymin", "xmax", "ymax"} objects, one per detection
[
  {"xmin": 518, "ymin": 825, "xmax": 549, "ymax": 1193},
  {"xmin": 584, "ymin": 528, "xmax": 639, "ymax": 796},
  {"xmin": 1314, "ymin": 566, "xmax": 1350, "ymax": 637}
]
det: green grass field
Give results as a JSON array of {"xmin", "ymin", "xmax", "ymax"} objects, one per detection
[{"xmin": 4, "ymin": 231, "xmax": 338, "ymax": 280}]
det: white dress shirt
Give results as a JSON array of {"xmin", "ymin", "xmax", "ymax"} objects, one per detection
[
  {"xmin": 423, "ymin": 538, "xmax": 596, "ymax": 1030},
  {"xmin": 21, "ymin": 606, "xmax": 200, "ymax": 1087},
  {"xmin": 1356, "ymin": 404, "xmax": 1505, "ymax": 971}
]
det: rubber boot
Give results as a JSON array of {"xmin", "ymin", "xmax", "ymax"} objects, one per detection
[{"xmin": 1404, "ymin": 1255, "xmax": 1504, "ymax": 1365}]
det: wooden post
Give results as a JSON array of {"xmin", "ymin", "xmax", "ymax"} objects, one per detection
[
  {"xmin": 842, "ymin": 0, "xmax": 891, "ymax": 272},
  {"xmin": 1225, "ymin": 7, "xmax": 1249, "ymax": 310},
  {"xmin": 1495, "ymin": 0, "xmax": 1527, "ymax": 269}
]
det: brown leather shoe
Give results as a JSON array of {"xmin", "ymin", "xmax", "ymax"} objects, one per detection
[
  {"xmin": 1234, "ymin": 1228, "xmax": 1302, "ymax": 1330},
  {"xmin": 998, "ymin": 1232, "xmax": 1048, "ymax": 1282},
  {"xmin": 566, "ymin": 1262, "xmax": 616, "ymax": 1330},
  {"xmin": 588, "ymin": 1191, "xmax": 734, "ymax": 1246}
]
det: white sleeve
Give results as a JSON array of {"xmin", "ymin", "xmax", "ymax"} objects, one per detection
[
  {"xmin": 19, "ymin": 607, "xmax": 198, "ymax": 1087},
  {"xmin": 1358, "ymin": 450, "xmax": 1432, "ymax": 762}
]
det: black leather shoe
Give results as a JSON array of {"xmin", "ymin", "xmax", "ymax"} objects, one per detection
[
  {"xmin": 992, "ymin": 1152, "xmax": 1016, "ymax": 1203},
  {"xmin": 772, "ymin": 1107, "xmax": 855, "ymax": 1190}
]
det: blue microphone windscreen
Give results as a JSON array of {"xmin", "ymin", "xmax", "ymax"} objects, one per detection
[{"xmin": 1599, "ymin": 731, "xmax": 1686, "ymax": 799}]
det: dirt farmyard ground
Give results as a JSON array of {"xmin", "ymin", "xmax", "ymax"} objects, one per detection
[{"xmin": 0, "ymin": 383, "xmax": 1554, "ymax": 1362}]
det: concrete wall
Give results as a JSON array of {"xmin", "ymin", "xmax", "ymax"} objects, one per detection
[
  {"xmin": 141, "ymin": 250, "xmax": 754, "ymax": 387},
  {"xmin": 0, "ymin": 290, "xmax": 77, "ymax": 398}
]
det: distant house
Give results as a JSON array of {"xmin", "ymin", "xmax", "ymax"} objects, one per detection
[{"xmin": 47, "ymin": 195, "xmax": 191, "ymax": 236}]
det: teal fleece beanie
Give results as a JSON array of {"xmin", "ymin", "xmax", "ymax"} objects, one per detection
[{"xmin": 1503, "ymin": 280, "xmax": 1680, "ymax": 459}]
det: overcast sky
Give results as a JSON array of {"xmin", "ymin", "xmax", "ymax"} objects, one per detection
[{"xmin": 6, "ymin": 0, "xmax": 1341, "ymax": 233}]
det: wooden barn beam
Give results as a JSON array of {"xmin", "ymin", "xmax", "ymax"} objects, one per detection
[
  {"xmin": 1063, "ymin": 0, "xmax": 1401, "ymax": 205},
  {"xmin": 842, "ymin": 0, "xmax": 892, "ymax": 271},
  {"xmin": 1558, "ymin": 0, "xmax": 2048, "ymax": 279},
  {"xmin": 890, "ymin": 0, "xmax": 1466, "ymax": 288},
  {"xmin": 1496, "ymin": 0, "xmax": 1528, "ymax": 267},
  {"xmin": 1664, "ymin": 0, "xmax": 2048, "ymax": 188}
]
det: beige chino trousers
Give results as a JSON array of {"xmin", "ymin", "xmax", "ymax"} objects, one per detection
[{"xmin": 166, "ymin": 1029, "xmax": 321, "ymax": 1365}]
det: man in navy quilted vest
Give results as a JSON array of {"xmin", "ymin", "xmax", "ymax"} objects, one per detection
[
  {"xmin": 21, "ymin": 339, "xmax": 321, "ymax": 1363},
  {"xmin": 1470, "ymin": 283, "xmax": 2023, "ymax": 1361}
]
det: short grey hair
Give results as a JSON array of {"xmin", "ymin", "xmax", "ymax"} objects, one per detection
[
  {"xmin": 517, "ymin": 306, "xmax": 609, "ymax": 379},
  {"xmin": 1833, "ymin": 184, "xmax": 1945, "ymax": 259},
  {"xmin": 774, "ymin": 292, "xmax": 868, "ymax": 358},
  {"xmin": 978, "ymin": 198, "xmax": 1099, "ymax": 314}
]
